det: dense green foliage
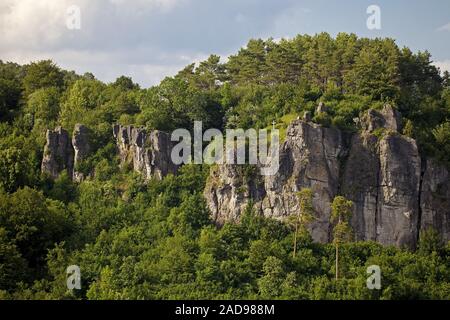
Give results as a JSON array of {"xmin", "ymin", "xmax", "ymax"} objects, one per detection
[{"xmin": 0, "ymin": 33, "xmax": 449, "ymax": 300}]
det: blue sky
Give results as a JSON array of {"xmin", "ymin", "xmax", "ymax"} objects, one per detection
[{"xmin": 1, "ymin": 0, "xmax": 449, "ymax": 87}]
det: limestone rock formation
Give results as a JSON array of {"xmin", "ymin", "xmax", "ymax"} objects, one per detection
[
  {"xmin": 342, "ymin": 132, "xmax": 421, "ymax": 248},
  {"xmin": 205, "ymin": 120, "xmax": 346, "ymax": 242},
  {"xmin": 39, "ymin": 110, "xmax": 450, "ymax": 248},
  {"xmin": 341, "ymin": 133, "xmax": 380, "ymax": 242},
  {"xmin": 264, "ymin": 121, "xmax": 345, "ymax": 242},
  {"xmin": 204, "ymin": 105, "xmax": 448, "ymax": 248},
  {"xmin": 205, "ymin": 164, "xmax": 265, "ymax": 225},
  {"xmin": 376, "ymin": 134, "xmax": 421, "ymax": 247},
  {"xmin": 42, "ymin": 124, "xmax": 179, "ymax": 182},
  {"xmin": 112, "ymin": 125, "xmax": 179, "ymax": 180},
  {"xmin": 41, "ymin": 127, "xmax": 74, "ymax": 179},
  {"xmin": 72, "ymin": 124, "xmax": 92, "ymax": 182},
  {"xmin": 420, "ymin": 159, "xmax": 450, "ymax": 242},
  {"xmin": 361, "ymin": 104, "xmax": 402, "ymax": 133}
]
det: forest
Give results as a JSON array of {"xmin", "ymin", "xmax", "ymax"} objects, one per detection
[{"xmin": 0, "ymin": 32, "xmax": 449, "ymax": 300}]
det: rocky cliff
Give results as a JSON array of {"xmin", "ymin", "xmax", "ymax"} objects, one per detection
[
  {"xmin": 41, "ymin": 109, "xmax": 450, "ymax": 248},
  {"xmin": 420, "ymin": 159, "xmax": 450, "ymax": 241},
  {"xmin": 42, "ymin": 124, "xmax": 179, "ymax": 181},
  {"xmin": 72, "ymin": 124, "xmax": 92, "ymax": 182},
  {"xmin": 342, "ymin": 128, "xmax": 421, "ymax": 247},
  {"xmin": 42, "ymin": 124, "xmax": 90, "ymax": 181},
  {"xmin": 204, "ymin": 105, "xmax": 450, "ymax": 248},
  {"xmin": 41, "ymin": 127, "xmax": 74, "ymax": 179},
  {"xmin": 112, "ymin": 125, "xmax": 179, "ymax": 180},
  {"xmin": 205, "ymin": 120, "xmax": 347, "ymax": 243}
]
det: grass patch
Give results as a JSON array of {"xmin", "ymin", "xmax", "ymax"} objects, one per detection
[{"xmin": 265, "ymin": 112, "xmax": 298, "ymax": 143}]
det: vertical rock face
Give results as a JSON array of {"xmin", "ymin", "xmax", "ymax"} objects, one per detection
[
  {"xmin": 72, "ymin": 124, "xmax": 92, "ymax": 182},
  {"xmin": 205, "ymin": 120, "xmax": 346, "ymax": 242},
  {"xmin": 205, "ymin": 164, "xmax": 266, "ymax": 225},
  {"xmin": 204, "ymin": 105, "xmax": 444, "ymax": 248},
  {"xmin": 262, "ymin": 121, "xmax": 346, "ymax": 242},
  {"xmin": 420, "ymin": 159, "xmax": 450, "ymax": 242},
  {"xmin": 342, "ymin": 133, "xmax": 421, "ymax": 248},
  {"xmin": 41, "ymin": 127, "xmax": 74, "ymax": 179},
  {"xmin": 42, "ymin": 124, "xmax": 179, "ymax": 182},
  {"xmin": 343, "ymin": 106, "xmax": 420, "ymax": 248},
  {"xmin": 376, "ymin": 134, "xmax": 421, "ymax": 247},
  {"xmin": 113, "ymin": 125, "xmax": 179, "ymax": 180},
  {"xmin": 342, "ymin": 133, "xmax": 380, "ymax": 242},
  {"xmin": 39, "ymin": 112, "xmax": 450, "ymax": 248}
]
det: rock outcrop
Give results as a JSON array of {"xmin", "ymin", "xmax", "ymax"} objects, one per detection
[
  {"xmin": 205, "ymin": 164, "xmax": 266, "ymax": 225},
  {"xmin": 263, "ymin": 121, "xmax": 346, "ymax": 242},
  {"xmin": 342, "ymin": 132, "xmax": 421, "ymax": 247},
  {"xmin": 42, "ymin": 124, "xmax": 180, "ymax": 182},
  {"xmin": 361, "ymin": 104, "xmax": 402, "ymax": 133},
  {"xmin": 42, "ymin": 124, "xmax": 91, "ymax": 181},
  {"xmin": 341, "ymin": 133, "xmax": 380, "ymax": 242},
  {"xmin": 41, "ymin": 127, "xmax": 74, "ymax": 179},
  {"xmin": 113, "ymin": 125, "xmax": 179, "ymax": 180},
  {"xmin": 376, "ymin": 134, "xmax": 421, "ymax": 247},
  {"xmin": 420, "ymin": 159, "xmax": 450, "ymax": 242},
  {"xmin": 204, "ymin": 105, "xmax": 448, "ymax": 248},
  {"xmin": 342, "ymin": 106, "xmax": 420, "ymax": 247},
  {"xmin": 205, "ymin": 120, "xmax": 346, "ymax": 242},
  {"xmin": 72, "ymin": 124, "xmax": 92, "ymax": 182},
  {"xmin": 40, "ymin": 109, "xmax": 450, "ymax": 248}
]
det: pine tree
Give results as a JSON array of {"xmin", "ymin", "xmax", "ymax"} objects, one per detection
[
  {"xmin": 290, "ymin": 188, "xmax": 314, "ymax": 258},
  {"xmin": 330, "ymin": 196, "xmax": 353, "ymax": 280}
]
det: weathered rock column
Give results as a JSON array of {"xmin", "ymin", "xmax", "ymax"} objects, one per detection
[
  {"xmin": 420, "ymin": 159, "xmax": 450, "ymax": 242},
  {"xmin": 41, "ymin": 127, "xmax": 74, "ymax": 179},
  {"xmin": 112, "ymin": 124, "xmax": 179, "ymax": 180},
  {"xmin": 72, "ymin": 124, "xmax": 92, "ymax": 182}
]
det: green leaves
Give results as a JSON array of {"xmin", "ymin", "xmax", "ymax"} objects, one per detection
[
  {"xmin": 331, "ymin": 196, "xmax": 354, "ymax": 223},
  {"xmin": 0, "ymin": 187, "xmax": 73, "ymax": 270},
  {"xmin": 0, "ymin": 61, "xmax": 23, "ymax": 120},
  {"xmin": 0, "ymin": 34, "xmax": 450, "ymax": 300},
  {"xmin": 25, "ymin": 87, "xmax": 60, "ymax": 123},
  {"xmin": 432, "ymin": 122, "xmax": 450, "ymax": 165},
  {"xmin": 257, "ymin": 256, "xmax": 285, "ymax": 299},
  {"xmin": 23, "ymin": 60, "xmax": 64, "ymax": 97},
  {"xmin": 0, "ymin": 227, "xmax": 28, "ymax": 291},
  {"xmin": 331, "ymin": 196, "xmax": 354, "ymax": 280},
  {"xmin": 331, "ymin": 196, "xmax": 354, "ymax": 244},
  {"xmin": 344, "ymin": 39, "xmax": 401, "ymax": 100}
]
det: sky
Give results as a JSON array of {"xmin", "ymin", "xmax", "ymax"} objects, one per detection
[{"xmin": 1, "ymin": 0, "xmax": 449, "ymax": 87}]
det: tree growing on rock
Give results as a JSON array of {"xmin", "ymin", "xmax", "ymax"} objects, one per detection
[
  {"xmin": 289, "ymin": 188, "xmax": 315, "ymax": 258},
  {"xmin": 330, "ymin": 196, "xmax": 354, "ymax": 280}
]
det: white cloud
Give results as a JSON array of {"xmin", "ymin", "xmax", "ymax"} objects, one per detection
[
  {"xmin": 0, "ymin": 0, "xmax": 301, "ymax": 86},
  {"xmin": 437, "ymin": 22, "xmax": 450, "ymax": 32},
  {"xmin": 1, "ymin": 46, "xmax": 209, "ymax": 86},
  {"xmin": 0, "ymin": 0, "xmax": 195, "ymax": 86},
  {"xmin": 0, "ymin": 0, "xmax": 187, "ymax": 50},
  {"xmin": 0, "ymin": 0, "xmax": 73, "ymax": 48},
  {"xmin": 109, "ymin": 0, "xmax": 185, "ymax": 12},
  {"xmin": 433, "ymin": 60, "xmax": 450, "ymax": 74}
]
